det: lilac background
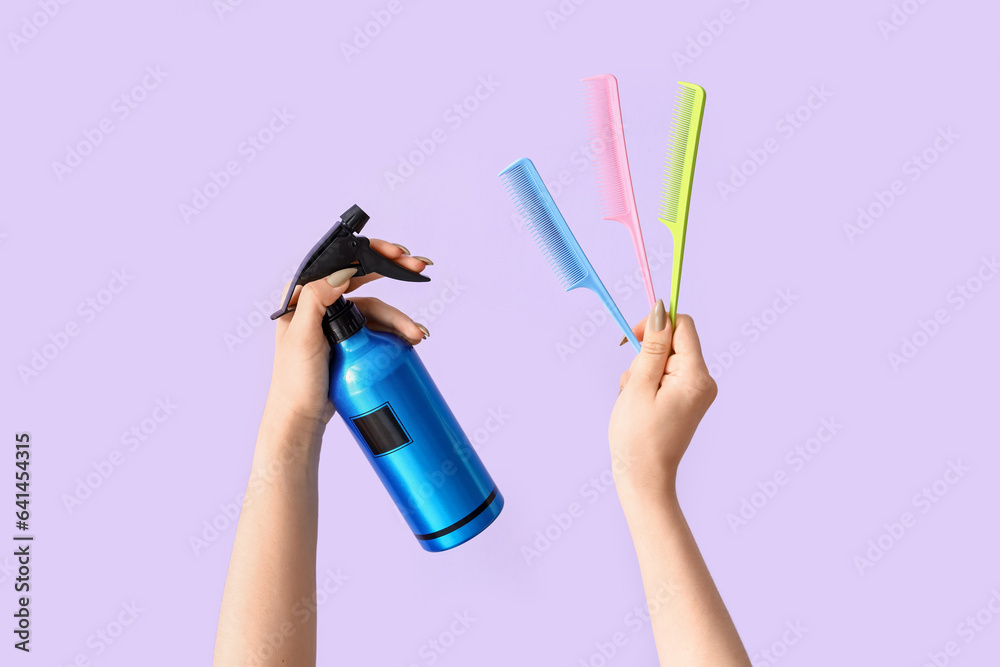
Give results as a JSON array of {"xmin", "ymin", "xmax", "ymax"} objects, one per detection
[{"xmin": 3, "ymin": 0, "xmax": 999, "ymax": 665}]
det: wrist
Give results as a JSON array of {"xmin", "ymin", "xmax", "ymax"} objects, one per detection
[
  {"xmin": 614, "ymin": 471, "xmax": 680, "ymax": 518},
  {"xmin": 261, "ymin": 395, "xmax": 327, "ymax": 440},
  {"xmin": 256, "ymin": 401, "xmax": 326, "ymax": 466}
]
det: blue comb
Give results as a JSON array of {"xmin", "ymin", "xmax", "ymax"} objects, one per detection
[{"xmin": 499, "ymin": 158, "xmax": 641, "ymax": 352}]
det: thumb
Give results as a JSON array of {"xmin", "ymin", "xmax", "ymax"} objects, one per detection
[
  {"xmin": 288, "ymin": 267, "xmax": 358, "ymax": 336},
  {"xmin": 629, "ymin": 299, "xmax": 673, "ymax": 389}
]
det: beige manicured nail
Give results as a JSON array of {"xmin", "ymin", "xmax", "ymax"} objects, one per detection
[
  {"xmin": 411, "ymin": 256, "xmax": 434, "ymax": 266},
  {"xmin": 415, "ymin": 323, "xmax": 430, "ymax": 339},
  {"xmin": 619, "ymin": 334, "xmax": 628, "ymax": 346},
  {"xmin": 393, "ymin": 243, "xmax": 411, "ymax": 256},
  {"xmin": 650, "ymin": 299, "xmax": 666, "ymax": 333},
  {"xmin": 326, "ymin": 267, "xmax": 358, "ymax": 287}
]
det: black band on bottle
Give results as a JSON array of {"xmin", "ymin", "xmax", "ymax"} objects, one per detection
[{"xmin": 413, "ymin": 488, "xmax": 498, "ymax": 541}]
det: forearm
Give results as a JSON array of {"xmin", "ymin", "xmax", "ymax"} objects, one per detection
[
  {"xmin": 618, "ymin": 481, "xmax": 750, "ymax": 667},
  {"xmin": 214, "ymin": 407, "xmax": 324, "ymax": 667}
]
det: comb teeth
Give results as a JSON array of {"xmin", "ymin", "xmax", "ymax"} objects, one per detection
[
  {"xmin": 581, "ymin": 74, "xmax": 631, "ymax": 219},
  {"xmin": 660, "ymin": 82, "xmax": 706, "ymax": 223},
  {"xmin": 500, "ymin": 159, "xmax": 587, "ymax": 290}
]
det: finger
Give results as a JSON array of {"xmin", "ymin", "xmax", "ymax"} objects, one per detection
[
  {"xmin": 666, "ymin": 354, "xmax": 685, "ymax": 374},
  {"xmin": 633, "ymin": 315, "xmax": 647, "ymax": 341},
  {"xmin": 369, "ymin": 238, "xmax": 413, "ymax": 257},
  {"xmin": 628, "ymin": 299, "xmax": 674, "ymax": 389},
  {"xmin": 275, "ymin": 283, "xmax": 303, "ymax": 339},
  {"xmin": 366, "ymin": 322, "xmax": 427, "ymax": 345},
  {"xmin": 671, "ymin": 314, "xmax": 707, "ymax": 363},
  {"xmin": 348, "ymin": 257, "xmax": 429, "ymax": 290},
  {"xmin": 346, "ymin": 243, "xmax": 431, "ymax": 291},
  {"xmin": 352, "ymin": 296, "xmax": 427, "ymax": 344},
  {"xmin": 287, "ymin": 268, "xmax": 358, "ymax": 336},
  {"xmin": 283, "ymin": 283, "xmax": 304, "ymax": 308}
]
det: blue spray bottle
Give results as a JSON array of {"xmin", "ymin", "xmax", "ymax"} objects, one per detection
[{"xmin": 271, "ymin": 206, "xmax": 503, "ymax": 552}]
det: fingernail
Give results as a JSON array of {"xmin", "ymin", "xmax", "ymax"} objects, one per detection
[
  {"xmin": 393, "ymin": 243, "xmax": 411, "ymax": 256},
  {"xmin": 326, "ymin": 267, "xmax": 358, "ymax": 287},
  {"xmin": 650, "ymin": 299, "xmax": 666, "ymax": 332},
  {"xmin": 619, "ymin": 335, "xmax": 628, "ymax": 346},
  {"xmin": 415, "ymin": 323, "xmax": 430, "ymax": 339},
  {"xmin": 411, "ymin": 255, "xmax": 434, "ymax": 266}
]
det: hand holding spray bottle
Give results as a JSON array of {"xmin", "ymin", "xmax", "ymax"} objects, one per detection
[{"xmin": 271, "ymin": 206, "xmax": 503, "ymax": 552}]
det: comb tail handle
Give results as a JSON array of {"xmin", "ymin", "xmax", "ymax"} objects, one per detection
[
  {"xmin": 667, "ymin": 221, "xmax": 686, "ymax": 327},
  {"xmin": 609, "ymin": 109, "xmax": 655, "ymax": 310},
  {"xmin": 616, "ymin": 216, "xmax": 656, "ymax": 309},
  {"xmin": 576, "ymin": 273, "xmax": 641, "ymax": 352}
]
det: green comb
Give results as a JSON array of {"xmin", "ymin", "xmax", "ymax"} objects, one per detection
[{"xmin": 659, "ymin": 81, "xmax": 706, "ymax": 326}]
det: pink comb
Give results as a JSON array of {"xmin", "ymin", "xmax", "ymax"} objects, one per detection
[{"xmin": 581, "ymin": 73, "xmax": 655, "ymax": 308}]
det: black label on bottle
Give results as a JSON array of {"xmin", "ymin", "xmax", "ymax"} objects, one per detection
[{"xmin": 350, "ymin": 402, "xmax": 412, "ymax": 457}]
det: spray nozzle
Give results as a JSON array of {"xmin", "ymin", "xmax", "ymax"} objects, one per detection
[{"xmin": 270, "ymin": 205, "xmax": 430, "ymax": 320}]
